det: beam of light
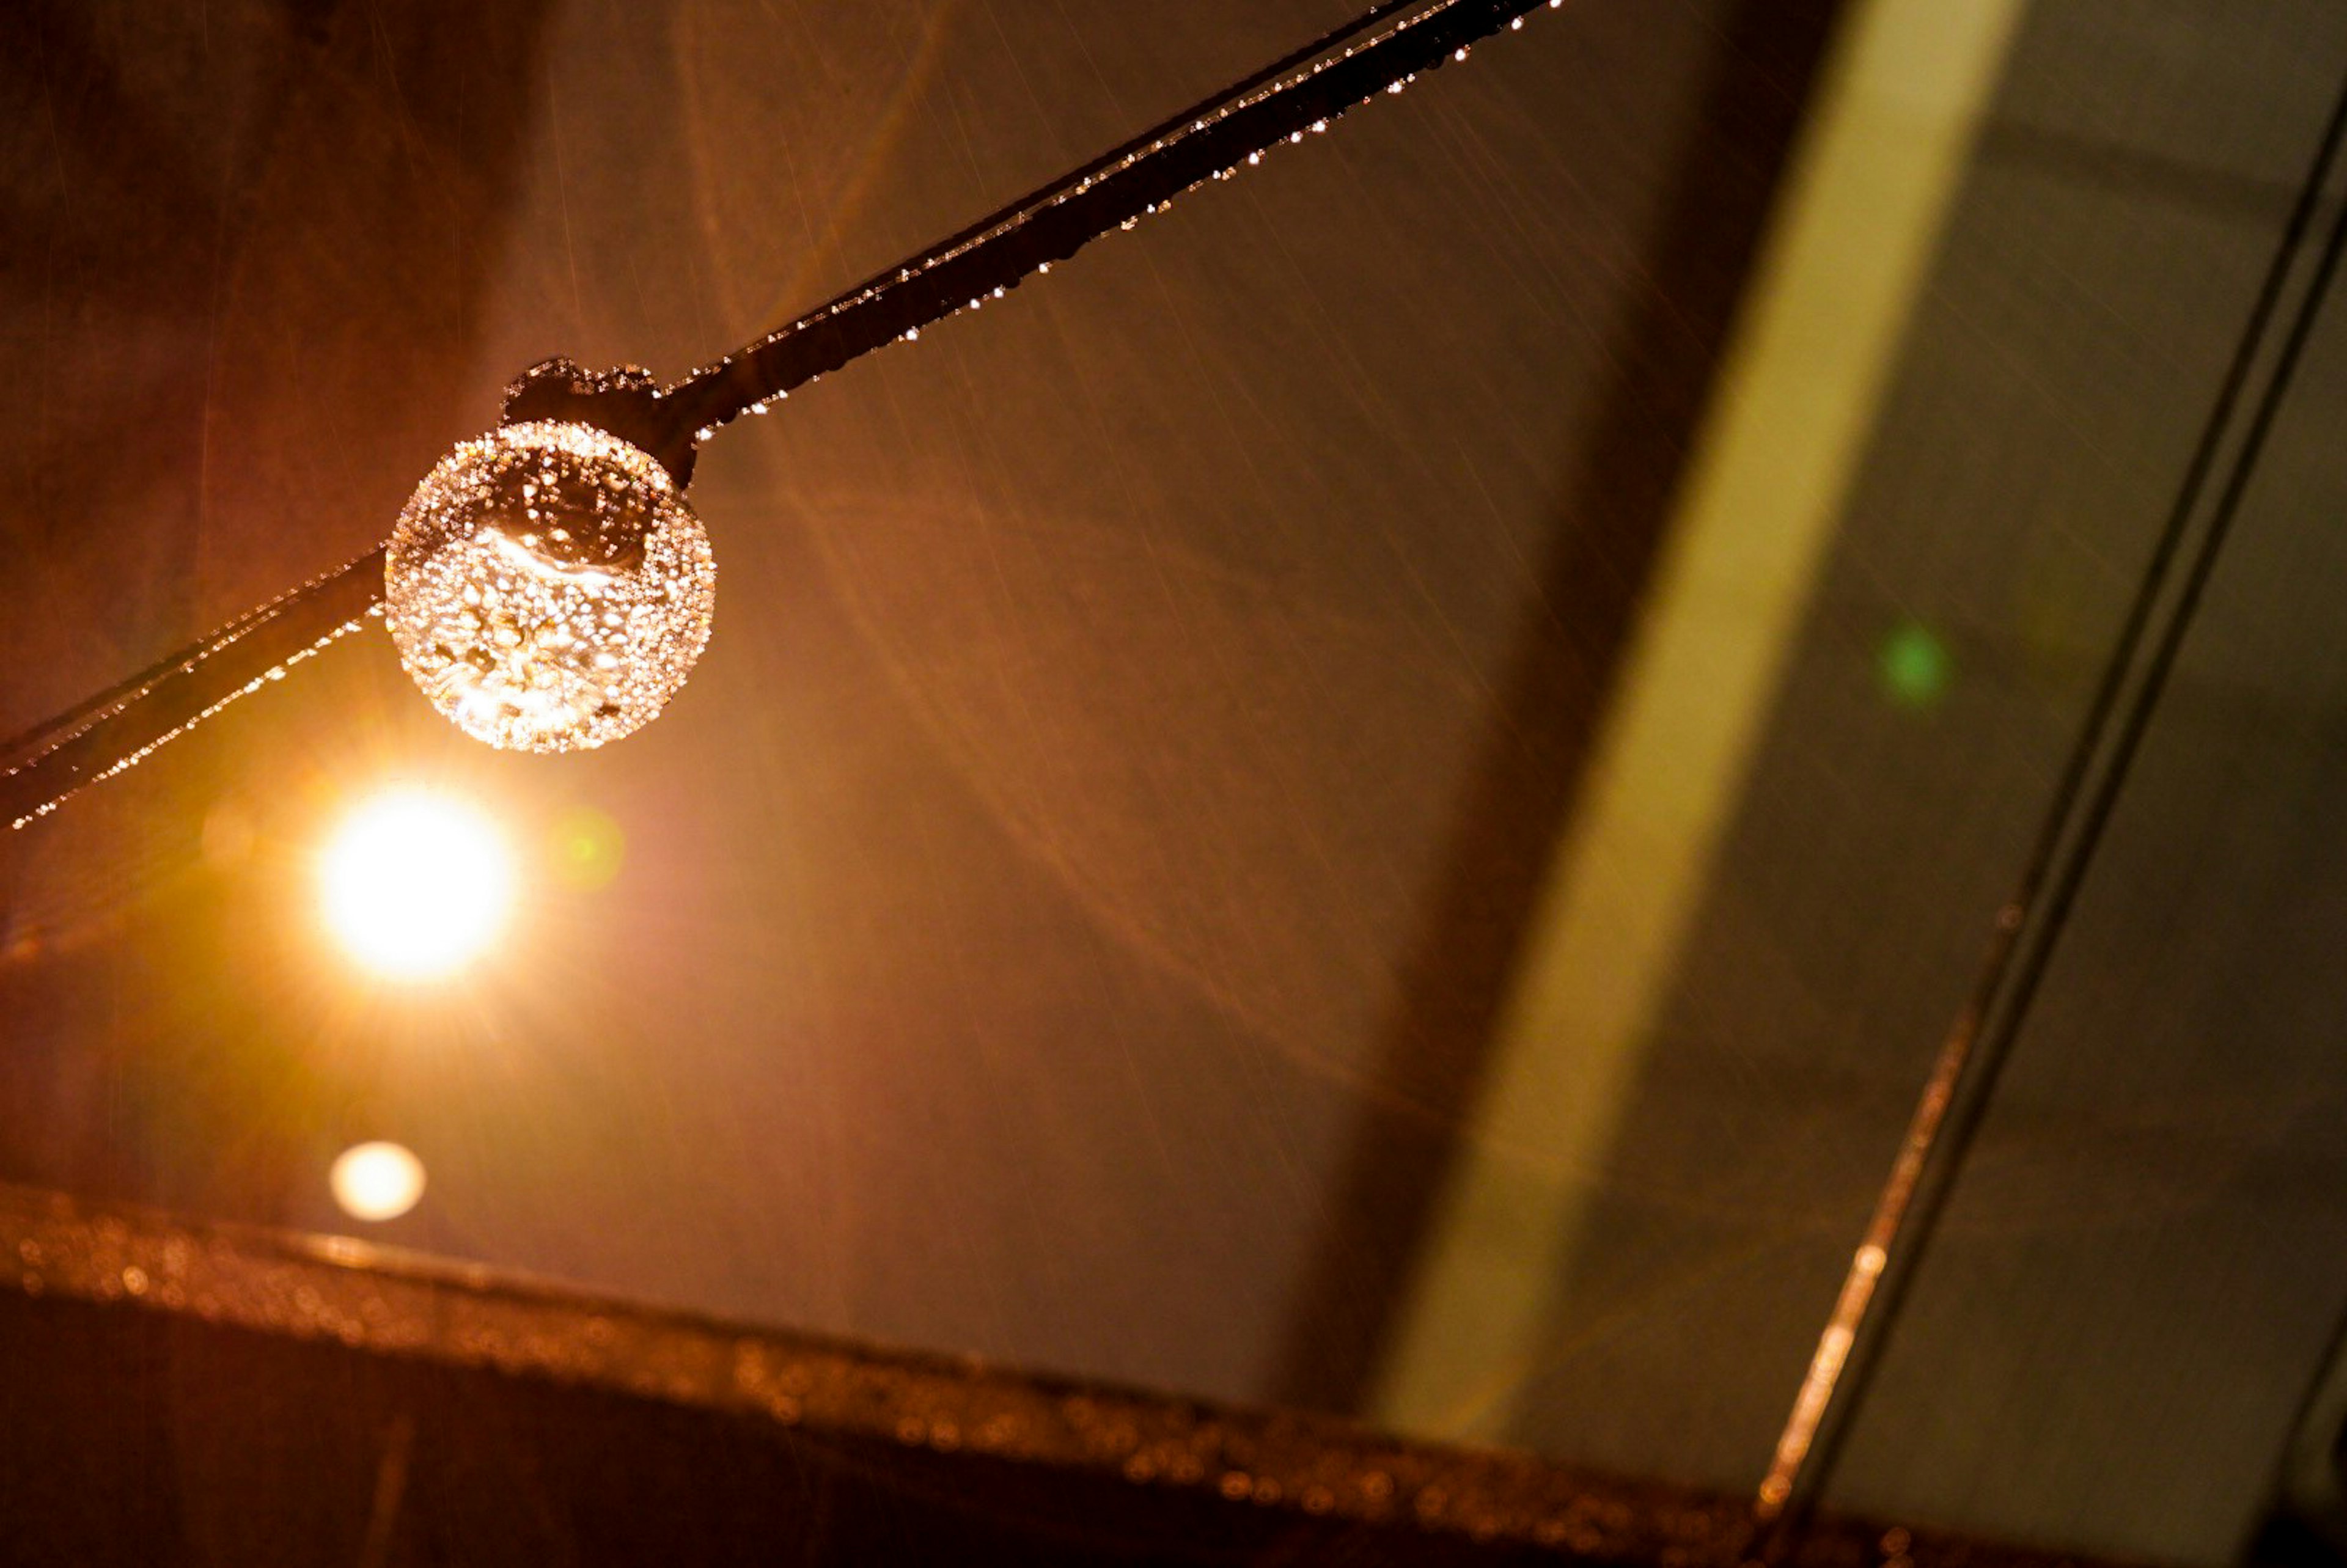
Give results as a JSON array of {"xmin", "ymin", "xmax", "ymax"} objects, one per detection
[
  {"xmin": 318, "ymin": 788, "xmax": 514, "ymax": 978},
  {"xmin": 330, "ymin": 1141, "xmax": 427, "ymax": 1222},
  {"xmin": 1366, "ymin": 0, "xmax": 2027, "ymax": 1451}
]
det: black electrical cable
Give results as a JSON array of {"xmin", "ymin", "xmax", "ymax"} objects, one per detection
[
  {"xmin": 2, "ymin": 548, "xmax": 389, "ymax": 830},
  {"xmin": 650, "ymin": 0, "xmax": 1548, "ymax": 444},
  {"xmin": 655, "ymin": 0, "xmax": 1429, "ymax": 437}
]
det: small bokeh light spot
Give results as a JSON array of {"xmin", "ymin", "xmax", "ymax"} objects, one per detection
[
  {"xmin": 330, "ymin": 1141, "xmax": 427, "ymax": 1222},
  {"xmin": 549, "ymin": 805, "xmax": 625, "ymax": 890},
  {"xmin": 1875, "ymin": 617, "xmax": 1953, "ymax": 709},
  {"xmin": 320, "ymin": 788, "xmax": 513, "ymax": 978}
]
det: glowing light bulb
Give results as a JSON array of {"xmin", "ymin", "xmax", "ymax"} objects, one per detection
[
  {"xmin": 384, "ymin": 420, "xmax": 717, "ymax": 753},
  {"xmin": 331, "ymin": 1141, "xmax": 427, "ymax": 1221},
  {"xmin": 319, "ymin": 789, "xmax": 513, "ymax": 978}
]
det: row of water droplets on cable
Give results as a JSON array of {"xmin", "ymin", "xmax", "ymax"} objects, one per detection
[
  {"xmin": 670, "ymin": 0, "xmax": 1567, "ymax": 441},
  {"xmin": 6, "ymin": 560, "xmax": 385, "ymax": 830}
]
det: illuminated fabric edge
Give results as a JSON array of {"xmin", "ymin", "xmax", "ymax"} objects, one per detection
[{"xmin": 0, "ymin": 1180, "xmax": 2120, "ymax": 1568}]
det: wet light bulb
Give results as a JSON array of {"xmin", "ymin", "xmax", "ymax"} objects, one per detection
[
  {"xmin": 331, "ymin": 1141, "xmax": 427, "ymax": 1222},
  {"xmin": 320, "ymin": 788, "xmax": 513, "ymax": 978},
  {"xmin": 385, "ymin": 420, "xmax": 716, "ymax": 753}
]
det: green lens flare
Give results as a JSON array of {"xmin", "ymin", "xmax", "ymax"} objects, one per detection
[
  {"xmin": 1876, "ymin": 618, "xmax": 1953, "ymax": 709},
  {"xmin": 551, "ymin": 806, "xmax": 626, "ymax": 890}
]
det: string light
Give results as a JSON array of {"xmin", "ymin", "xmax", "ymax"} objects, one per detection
[
  {"xmin": 4, "ymin": 0, "xmax": 1559, "ymax": 805},
  {"xmin": 384, "ymin": 422, "xmax": 716, "ymax": 752}
]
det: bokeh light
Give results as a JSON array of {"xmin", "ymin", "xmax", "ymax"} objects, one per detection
[
  {"xmin": 329, "ymin": 1141, "xmax": 427, "ymax": 1222},
  {"xmin": 1875, "ymin": 617, "xmax": 1954, "ymax": 709},
  {"xmin": 549, "ymin": 805, "xmax": 626, "ymax": 890},
  {"xmin": 318, "ymin": 788, "xmax": 514, "ymax": 978}
]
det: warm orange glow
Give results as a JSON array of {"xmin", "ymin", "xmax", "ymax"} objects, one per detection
[
  {"xmin": 330, "ymin": 1141, "xmax": 427, "ymax": 1222},
  {"xmin": 318, "ymin": 788, "xmax": 513, "ymax": 978}
]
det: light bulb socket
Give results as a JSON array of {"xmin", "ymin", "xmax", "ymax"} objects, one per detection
[{"xmin": 500, "ymin": 358, "xmax": 702, "ymax": 489}]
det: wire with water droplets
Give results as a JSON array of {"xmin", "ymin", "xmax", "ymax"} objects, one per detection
[{"xmin": 654, "ymin": 0, "xmax": 1558, "ymax": 439}]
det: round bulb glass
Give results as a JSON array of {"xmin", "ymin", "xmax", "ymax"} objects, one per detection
[
  {"xmin": 385, "ymin": 419, "xmax": 717, "ymax": 753},
  {"xmin": 331, "ymin": 1141, "xmax": 427, "ymax": 1222},
  {"xmin": 320, "ymin": 788, "xmax": 513, "ymax": 978}
]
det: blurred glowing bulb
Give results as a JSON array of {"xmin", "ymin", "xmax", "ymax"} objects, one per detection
[
  {"xmin": 331, "ymin": 1141, "xmax": 427, "ymax": 1221},
  {"xmin": 320, "ymin": 789, "xmax": 513, "ymax": 977}
]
